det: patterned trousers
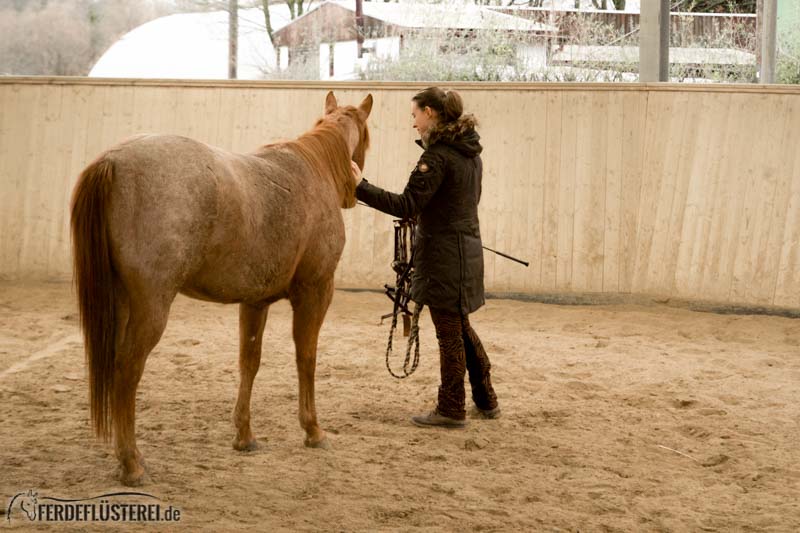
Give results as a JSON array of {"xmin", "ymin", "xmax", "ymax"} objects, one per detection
[{"xmin": 428, "ymin": 307, "xmax": 498, "ymax": 420}]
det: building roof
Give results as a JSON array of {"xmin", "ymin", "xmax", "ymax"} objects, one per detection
[
  {"xmin": 272, "ymin": 1, "xmax": 557, "ymax": 47},
  {"xmin": 349, "ymin": 0, "xmax": 557, "ymax": 31}
]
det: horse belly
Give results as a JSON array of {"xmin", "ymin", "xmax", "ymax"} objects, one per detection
[
  {"xmin": 180, "ymin": 191, "xmax": 311, "ymax": 304},
  {"xmin": 180, "ymin": 246, "xmax": 298, "ymax": 304}
]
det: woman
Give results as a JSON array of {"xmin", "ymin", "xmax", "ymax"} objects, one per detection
[{"xmin": 350, "ymin": 87, "xmax": 500, "ymax": 428}]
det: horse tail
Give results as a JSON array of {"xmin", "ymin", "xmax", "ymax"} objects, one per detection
[{"xmin": 70, "ymin": 156, "xmax": 116, "ymax": 442}]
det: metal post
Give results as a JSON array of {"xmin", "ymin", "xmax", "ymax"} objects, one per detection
[
  {"xmin": 355, "ymin": 0, "xmax": 364, "ymax": 59},
  {"xmin": 760, "ymin": 0, "xmax": 777, "ymax": 83},
  {"xmin": 640, "ymin": 0, "xmax": 670, "ymax": 82},
  {"xmin": 228, "ymin": 0, "xmax": 238, "ymax": 79}
]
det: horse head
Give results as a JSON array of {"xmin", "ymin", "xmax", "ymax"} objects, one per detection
[
  {"xmin": 6, "ymin": 490, "xmax": 37, "ymax": 521},
  {"xmin": 320, "ymin": 91, "xmax": 372, "ymax": 208},
  {"xmin": 324, "ymin": 91, "xmax": 372, "ymax": 170}
]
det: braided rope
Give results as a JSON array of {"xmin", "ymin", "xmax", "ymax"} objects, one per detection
[{"xmin": 385, "ymin": 302, "xmax": 423, "ymax": 379}]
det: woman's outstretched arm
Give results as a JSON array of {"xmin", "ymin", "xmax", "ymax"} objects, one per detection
[{"xmin": 354, "ymin": 151, "xmax": 446, "ymax": 219}]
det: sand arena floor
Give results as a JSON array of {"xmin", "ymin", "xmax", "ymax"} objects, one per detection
[{"xmin": 0, "ymin": 282, "xmax": 798, "ymax": 532}]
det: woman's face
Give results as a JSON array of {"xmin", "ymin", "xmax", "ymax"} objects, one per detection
[{"xmin": 411, "ymin": 102, "xmax": 438, "ymax": 137}]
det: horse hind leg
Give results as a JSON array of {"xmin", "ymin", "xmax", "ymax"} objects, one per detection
[
  {"xmin": 113, "ymin": 288, "xmax": 173, "ymax": 486},
  {"xmin": 232, "ymin": 303, "xmax": 269, "ymax": 451},
  {"xmin": 290, "ymin": 278, "xmax": 334, "ymax": 449}
]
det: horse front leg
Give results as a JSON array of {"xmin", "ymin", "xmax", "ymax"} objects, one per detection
[
  {"xmin": 233, "ymin": 303, "xmax": 269, "ymax": 451},
  {"xmin": 289, "ymin": 278, "xmax": 334, "ymax": 449}
]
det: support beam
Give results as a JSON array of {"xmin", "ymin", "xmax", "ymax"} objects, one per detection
[
  {"xmin": 640, "ymin": 0, "xmax": 669, "ymax": 82},
  {"xmin": 760, "ymin": 0, "xmax": 777, "ymax": 83},
  {"xmin": 355, "ymin": 0, "xmax": 364, "ymax": 59},
  {"xmin": 228, "ymin": 0, "xmax": 238, "ymax": 79}
]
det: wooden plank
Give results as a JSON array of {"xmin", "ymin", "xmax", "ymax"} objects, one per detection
[
  {"xmin": 491, "ymin": 91, "xmax": 518, "ymax": 292},
  {"xmin": 236, "ymin": 88, "xmax": 260, "ymax": 151},
  {"xmin": 685, "ymin": 93, "xmax": 732, "ymax": 297},
  {"xmin": 159, "ymin": 87, "xmax": 181, "ymax": 138},
  {"xmin": 728, "ymin": 94, "xmax": 787, "ymax": 304},
  {"xmin": 82, "ymin": 85, "xmax": 110, "ymax": 172},
  {"xmin": 556, "ymin": 92, "xmax": 577, "ymax": 292},
  {"xmin": 747, "ymin": 95, "xmax": 796, "ymax": 305},
  {"xmin": 603, "ymin": 90, "xmax": 624, "ymax": 293},
  {"xmin": 480, "ymin": 91, "xmax": 502, "ymax": 290},
  {"xmin": 131, "ymin": 86, "xmax": 157, "ymax": 136},
  {"xmin": 571, "ymin": 91, "xmax": 606, "ymax": 292},
  {"xmin": 643, "ymin": 91, "xmax": 690, "ymax": 294},
  {"xmin": 102, "ymin": 85, "xmax": 124, "ymax": 144},
  {"xmin": 570, "ymin": 91, "xmax": 593, "ymax": 291},
  {"xmin": 502, "ymin": 89, "xmax": 531, "ymax": 292},
  {"xmin": 215, "ymin": 86, "xmax": 238, "ymax": 152},
  {"xmin": 116, "ymin": 85, "xmax": 136, "ymax": 141},
  {"xmin": 172, "ymin": 87, "xmax": 201, "ymax": 141},
  {"xmin": 618, "ymin": 90, "xmax": 647, "ymax": 293},
  {"xmin": 204, "ymin": 88, "xmax": 224, "ymax": 147},
  {"xmin": 673, "ymin": 92, "xmax": 713, "ymax": 298},
  {"xmin": 58, "ymin": 85, "xmax": 93, "ymax": 280},
  {"xmin": 357, "ymin": 86, "xmax": 392, "ymax": 284},
  {"xmin": 0, "ymin": 85, "xmax": 21, "ymax": 279},
  {"xmin": 19, "ymin": 85, "xmax": 55, "ymax": 279},
  {"xmin": 523, "ymin": 91, "xmax": 548, "ymax": 292},
  {"xmin": 700, "ymin": 94, "xmax": 752, "ymax": 301},
  {"xmin": 743, "ymin": 96, "xmax": 791, "ymax": 304},
  {"xmin": 41, "ymin": 86, "xmax": 72, "ymax": 279},
  {"xmin": 716, "ymin": 94, "xmax": 762, "ymax": 303},
  {"xmin": 0, "ymin": 84, "xmax": 32, "ymax": 279},
  {"xmin": 587, "ymin": 91, "xmax": 607, "ymax": 291},
  {"xmin": 540, "ymin": 91, "xmax": 563, "ymax": 291},
  {"xmin": 659, "ymin": 91, "xmax": 701, "ymax": 296},
  {"xmin": 631, "ymin": 91, "xmax": 671, "ymax": 293},
  {"xmin": 766, "ymin": 97, "xmax": 800, "ymax": 307},
  {"xmin": 370, "ymin": 88, "xmax": 406, "ymax": 287},
  {"xmin": 772, "ymin": 95, "xmax": 800, "ymax": 308}
]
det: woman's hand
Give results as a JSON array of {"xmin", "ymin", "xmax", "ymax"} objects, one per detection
[{"xmin": 350, "ymin": 160, "xmax": 363, "ymax": 187}]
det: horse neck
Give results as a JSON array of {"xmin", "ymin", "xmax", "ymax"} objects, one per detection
[{"xmin": 289, "ymin": 120, "xmax": 357, "ymax": 207}]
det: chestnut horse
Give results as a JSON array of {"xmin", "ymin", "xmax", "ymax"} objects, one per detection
[{"xmin": 71, "ymin": 92, "xmax": 372, "ymax": 486}]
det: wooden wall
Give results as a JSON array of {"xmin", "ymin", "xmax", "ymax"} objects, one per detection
[{"xmin": 1, "ymin": 78, "xmax": 799, "ymax": 308}]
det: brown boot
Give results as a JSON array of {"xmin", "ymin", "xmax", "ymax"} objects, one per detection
[
  {"xmin": 473, "ymin": 405, "xmax": 501, "ymax": 419},
  {"xmin": 411, "ymin": 410, "xmax": 467, "ymax": 429}
]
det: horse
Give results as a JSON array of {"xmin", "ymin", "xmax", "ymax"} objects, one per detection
[
  {"xmin": 6, "ymin": 490, "xmax": 38, "ymax": 522},
  {"xmin": 70, "ymin": 91, "xmax": 372, "ymax": 486}
]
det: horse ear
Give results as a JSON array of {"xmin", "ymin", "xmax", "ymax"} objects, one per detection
[
  {"xmin": 324, "ymin": 91, "xmax": 338, "ymax": 115},
  {"xmin": 358, "ymin": 94, "xmax": 373, "ymax": 119}
]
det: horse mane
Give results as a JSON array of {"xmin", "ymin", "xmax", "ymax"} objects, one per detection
[{"xmin": 282, "ymin": 107, "xmax": 369, "ymax": 208}]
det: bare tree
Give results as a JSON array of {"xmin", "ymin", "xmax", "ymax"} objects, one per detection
[
  {"xmin": 0, "ymin": 2, "xmax": 92, "ymax": 74},
  {"xmin": 261, "ymin": 0, "xmax": 275, "ymax": 42},
  {"xmin": 0, "ymin": 0, "xmax": 173, "ymax": 75}
]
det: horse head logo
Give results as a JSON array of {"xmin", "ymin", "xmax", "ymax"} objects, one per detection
[{"xmin": 6, "ymin": 489, "xmax": 38, "ymax": 521}]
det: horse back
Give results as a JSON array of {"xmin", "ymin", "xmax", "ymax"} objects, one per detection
[{"xmin": 104, "ymin": 134, "xmax": 344, "ymax": 303}]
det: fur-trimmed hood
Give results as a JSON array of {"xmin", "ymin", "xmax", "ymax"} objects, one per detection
[{"xmin": 421, "ymin": 114, "xmax": 482, "ymax": 157}]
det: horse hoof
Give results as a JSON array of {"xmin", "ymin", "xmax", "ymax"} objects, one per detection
[
  {"xmin": 304, "ymin": 436, "xmax": 331, "ymax": 450},
  {"xmin": 233, "ymin": 438, "xmax": 261, "ymax": 452},
  {"xmin": 119, "ymin": 467, "xmax": 147, "ymax": 487}
]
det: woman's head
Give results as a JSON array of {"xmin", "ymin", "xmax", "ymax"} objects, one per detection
[{"xmin": 411, "ymin": 87, "xmax": 463, "ymax": 136}]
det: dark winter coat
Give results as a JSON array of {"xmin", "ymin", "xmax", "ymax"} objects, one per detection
[{"xmin": 355, "ymin": 115, "xmax": 485, "ymax": 315}]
